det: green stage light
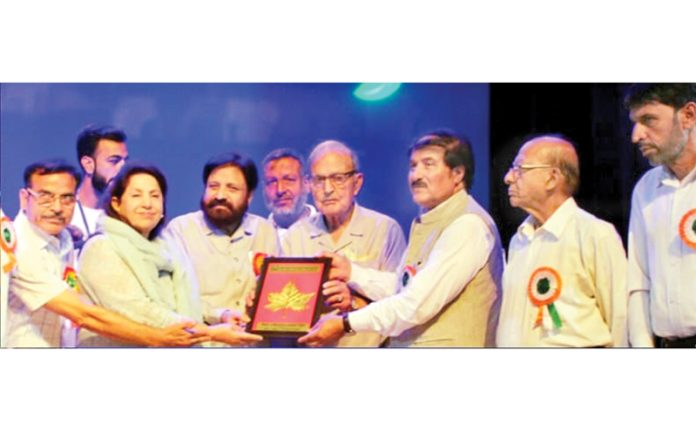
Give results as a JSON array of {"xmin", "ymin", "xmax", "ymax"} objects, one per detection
[{"xmin": 353, "ymin": 83, "xmax": 402, "ymax": 101}]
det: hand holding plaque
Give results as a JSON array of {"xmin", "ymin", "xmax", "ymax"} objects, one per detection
[{"xmin": 321, "ymin": 279, "xmax": 352, "ymax": 313}]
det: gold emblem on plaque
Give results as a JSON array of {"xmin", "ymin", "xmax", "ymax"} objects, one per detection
[{"xmin": 265, "ymin": 281, "xmax": 315, "ymax": 312}]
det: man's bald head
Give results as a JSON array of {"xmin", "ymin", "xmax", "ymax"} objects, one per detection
[{"xmin": 521, "ymin": 136, "xmax": 580, "ymax": 196}]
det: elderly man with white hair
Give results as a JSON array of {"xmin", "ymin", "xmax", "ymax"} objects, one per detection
[{"xmin": 282, "ymin": 140, "xmax": 406, "ymax": 347}]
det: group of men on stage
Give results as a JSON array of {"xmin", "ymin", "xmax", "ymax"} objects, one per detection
[{"xmin": 1, "ymin": 83, "xmax": 694, "ymax": 348}]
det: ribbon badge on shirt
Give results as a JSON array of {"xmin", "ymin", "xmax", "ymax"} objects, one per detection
[
  {"xmin": 1, "ymin": 215, "xmax": 18, "ymax": 273},
  {"xmin": 401, "ymin": 265, "xmax": 417, "ymax": 287},
  {"xmin": 527, "ymin": 267, "xmax": 563, "ymax": 329},
  {"xmin": 63, "ymin": 266, "xmax": 79, "ymax": 293},
  {"xmin": 251, "ymin": 252, "xmax": 269, "ymax": 277},
  {"xmin": 62, "ymin": 266, "xmax": 81, "ymax": 329},
  {"xmin": 678, "ymin": 208, "xmax": 696, "ymax": 251}
]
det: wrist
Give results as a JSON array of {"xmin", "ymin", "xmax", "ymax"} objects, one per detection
[
  {"xmin": 148, "ymin": 327, "xmax": 167, "ymax": 347},
  {"xmin": 220, "ymin": 309, "xmax": 233, "ymax": 323},
  {"xmin": 342, "ymin": 313, "xmax": 355, "ymax": 334}
]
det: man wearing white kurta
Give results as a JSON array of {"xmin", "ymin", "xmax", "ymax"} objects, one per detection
[
  {"xmin": 625, "ymin": 84, "xmax": 696, "ymax": 348},
  {"xmin": 283, "ymin": 140, "xmax": 407, "ymax": 347},
  {"xmin": 496, "ymin": 135, "xmax": 627, "ymax": 347},
  {"xmin": 299, "ymin": 132, "xmax": 503, "ymax": 348},
  {"xmin": 164, "ymin": 152, "xmax": 280, "ymax": 325}
]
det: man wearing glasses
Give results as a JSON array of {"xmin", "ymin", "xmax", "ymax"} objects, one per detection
[
  {"xmin": 496, "ymin": 135, "xmax": 627, "ymax": 347},
  {"xmin": 5, "ymin": 160, "xmax": 209, "ymax": 347},
  {"xmin": 282, "ymin": 140, "xmax": 406, "ymax": 347},
  {"xmin": 261, "ymin": 148, "xmax": 317, "ymax": 239},
  {"xmin": 298, "ymin": 132, "xmax": 501, "ymax": 348}
]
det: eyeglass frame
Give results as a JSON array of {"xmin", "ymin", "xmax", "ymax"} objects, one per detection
[
  {"xmin": 507, "ymin": 163, "xmax": 555, "ymax": 180},
  {"xmin": 24, "ymin": 188, "xmax": 77, "ymax": 207},
  {"xmin": 308, "ymin": 170, "xmax": 358, "ymax": 188}
]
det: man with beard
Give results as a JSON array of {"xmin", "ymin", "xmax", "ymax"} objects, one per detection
[
  {"xmin": 164, "ymin": 152, "xmax": 279, "ymax": 325},
  {"xmin": 625, "ymin": 84, "xmax": 696, "ymax": 348},
  {"xmin": 283, "ymin": 140, "xmax": 406, "ymax": 347},
  {"xmin": 262, "ymin": 148, "xmax": 316, "ymax": 239},
  {"xmin": 298, "ymin": 131, "xmax": 503, "ymax": 348},
  {"xmin": 70, "ymin": 126, "xmax": 129, "ymax": 246}
]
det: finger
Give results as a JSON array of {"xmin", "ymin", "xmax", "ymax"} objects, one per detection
[
  {"xmin": 177, "ymin": 321, "xmax": 197, "ymax": 329},
  {"xmin": 322, "ymin": 280, "xmax": 348, "ymax": 291},
  {"xmin": 330, "ymin": 301, "xmax": 349, "ymax": 311},
  {"xmin": 322, "ymin": 286, "xmax": 345, "ymax": 297},
  {"xmin": 188, "ymin": 333, "xmax": 211, "ymax": 343},
  {"xmin": 240, "ymin": 333, "xmax": 263, "ymax": 342},
  {"xmin": 324, "ymin": 294, "xmax": 344, "ymax": 306},
  {"xmin": 297, "ymin": 332, "xmax": 316, "ymax": 344},
  {"xmin": 322, "ymin": 279, "xmax": 341, "ymax": 289}
]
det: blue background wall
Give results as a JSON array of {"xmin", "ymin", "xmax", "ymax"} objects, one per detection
[{"xmin": 1, "ymin": 83, "xmax": 490, "ymax": 233}]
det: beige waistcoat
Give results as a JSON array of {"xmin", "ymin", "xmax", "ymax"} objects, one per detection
[{"xmin": 390, "ymin": 191, "xmax": 503, "ymax": 347}]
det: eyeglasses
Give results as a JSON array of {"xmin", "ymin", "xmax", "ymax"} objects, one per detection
[
  {"xmin": 264, "ymin": 175, "xmax": 300, "ymax": 188},
  {"xmin": 309, "ymin": 171, "xmax": 357, "ymax": 188},
  {"xmin": 507, "ymin": 164, "xmax": 555, "ymax": 179},
  {"xmin": 25, "ymin": 188, "xmax": 77, "ymax": 207}
]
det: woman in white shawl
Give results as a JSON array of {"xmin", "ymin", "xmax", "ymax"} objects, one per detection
[{"xmin": 78, "ymin": 162, "xmax": 261, "ymax": 347}]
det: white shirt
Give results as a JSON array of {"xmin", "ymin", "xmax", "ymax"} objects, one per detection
[
  {"xmin": 163, "ymin": 211, "xmax": 280, "ymax": 323},
  {"xmin": 268, "ymin": 204, "xmax": 317, "ymax": 241},
  {"xmin": 1, "ymin": 208, "xmax": 17, "ymax": 348},
  {"xmin": 5, "ymin": 212, "xmax": 75, "ymax": 347},
  {"xmin": 496, "ymin": 198, "xmax": 628, "ymax": 347},
  {"xmin": 282, "ymin": 203, "xmax": 406, "ymax": 274},
  {"xmin": 347, "ymin": 204, "xmax": 496, "ymax": 337},
  {"xmin": 628, "ymin": 164, "xmax": 696, "ymax": 344},
  {"xmin": 69, "ymin": 201, "xmax": 102, "ymax": 240}
]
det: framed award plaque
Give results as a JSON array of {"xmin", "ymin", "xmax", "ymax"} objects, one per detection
[{"xmin": 248, "ymin": 257, "xmax": 332, "ymax": 338}]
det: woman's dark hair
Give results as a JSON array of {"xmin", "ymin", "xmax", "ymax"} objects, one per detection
[{"xmin": 101, "ymin": 162, "xmax": 168, "ymax": 240}]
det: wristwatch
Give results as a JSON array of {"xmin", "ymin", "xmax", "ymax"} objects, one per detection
[{"xmin": 342, "ymin": 313, "xmax": 355, "ymax": 334}]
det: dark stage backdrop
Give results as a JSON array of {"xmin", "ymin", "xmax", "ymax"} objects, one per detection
[
  {"xmin": 0, "ymin": 83, "xmax": 490, "ymax": 234},
  {"xmin": 489, "ymin": 83, "xmax": 651, "ymax": 248}
]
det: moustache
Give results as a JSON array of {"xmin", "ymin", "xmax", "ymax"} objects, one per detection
[
  {"xmin": 274, "ymin": 193, "xmax": 294, "ymax": 202},
  {"xmin": 411, "ymin": 180, "xmax": 427, "ymax": 188},
  {"xmin": 206, "ymin": 199, "xmax": 234, "ymax": 211}
]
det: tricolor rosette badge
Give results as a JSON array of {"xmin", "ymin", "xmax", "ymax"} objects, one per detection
[
  {"xmin": 527, "ymin": 267, "xmax": 563, "ymax": 329},
  {"xmin": 251, "ymin": 252, "xmax": 269, "ymax": 277},
  {"xmin": 62, "ymin": 266, "xmax": 81, "ymax": 328},
  {"xmin": 62, "ymin": 267, "xmax": 79, "ymax": 292},
  {"xmin": 401, "ymin": 265, "xmax": 417, "ymax": 287},
  {"xmin": 678, "ymin": 208, "xmax": 696, "ymax": 251},
  {"xmin": 1, "ymin": 215, "xmax": 18, "ymax": 273}
]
